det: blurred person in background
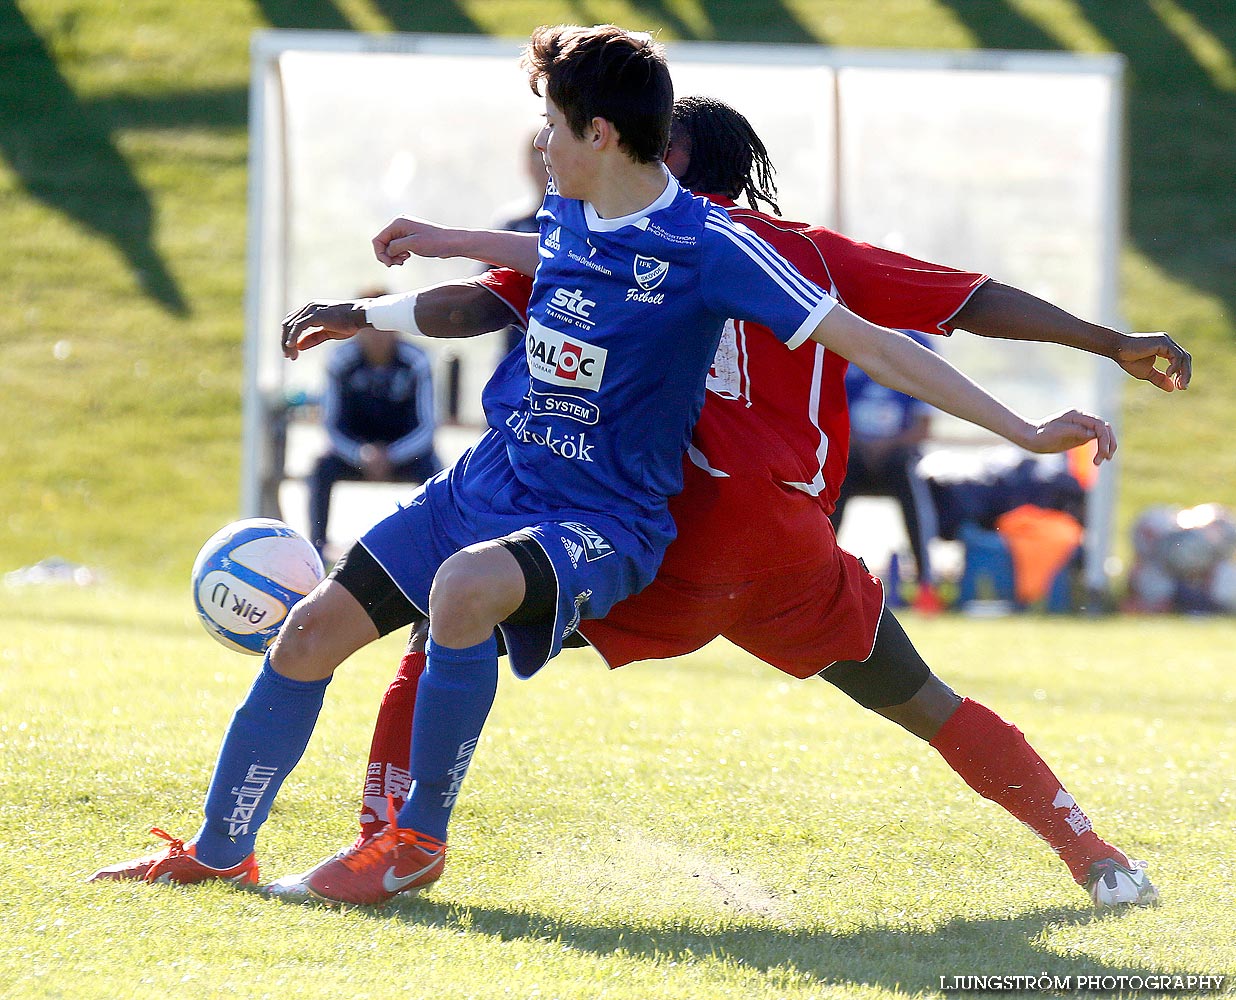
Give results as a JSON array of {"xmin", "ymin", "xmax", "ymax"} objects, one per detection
[
  {"xmin": 831, "ymin": 330, "xmax": 944, "ymax": 612},
  {"xmin": 308, "ymin": 286, "xmax": 441, "ymax": 558}
]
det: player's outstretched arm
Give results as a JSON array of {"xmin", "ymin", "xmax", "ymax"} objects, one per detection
[
  {"xmin": 810, "ymin": 306, "xmax": 1116, "ymax": 463},
  {"xmin": 372, "ymin": 217, "xmax": 540, "ymax": 276},
  {"xmin": 281, "ymin": 280, "xmax": 519, "ymax": 360},
  {"xmin": 955, "ymin": 280, "xmax": 1191, "ymax": 391}
]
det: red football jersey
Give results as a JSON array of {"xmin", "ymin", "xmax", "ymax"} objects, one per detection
[{"xmin": 476, "ymin": 207, "xmax": 986, "ymax": 582}]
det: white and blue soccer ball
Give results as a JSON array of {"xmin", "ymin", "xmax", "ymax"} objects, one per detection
[{"xmin": 191, "ymin": 518, "xmax": 324, "ymax": 655}]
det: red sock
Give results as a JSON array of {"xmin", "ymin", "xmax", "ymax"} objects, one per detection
[
  {"xmin": 929, "ymin": 697, "xmax": 1129, "ymax": 884},
  {"xmin": 355, "ymin": 649, "xmax": 425, "ymax": 845}
]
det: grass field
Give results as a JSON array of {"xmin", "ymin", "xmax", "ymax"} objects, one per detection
[
  {"xmin": 2, "ymin": 3, "xmax": 1235, "ymax": 997},
  {"xmin": 2, "ymin": 587, "xmax": 1233, "ymax": 998}
]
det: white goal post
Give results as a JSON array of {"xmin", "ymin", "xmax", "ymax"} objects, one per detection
[{"xmin": 242, "ymin": 30, "xmax": 1125, "ymax": 595}]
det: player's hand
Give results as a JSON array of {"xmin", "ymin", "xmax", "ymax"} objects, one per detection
[
  {"xmin": 281, "ymin": 300, "xmax": 369, "ymax": 360},
  {"xmin": 372, "ymin": 216, "xmax": 461, "ymax": 267},
  {"xmin": 1114, "ymin": 331, "xmax": 1191, "ymax": 391},
  {"xmin": 1024, "ymin": 409, "xmax": 1116, "ymax": 465}
]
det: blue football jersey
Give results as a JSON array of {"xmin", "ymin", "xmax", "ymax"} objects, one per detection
[{"xmin": 469, "ymin": 171, "xmax": 836, "ymax": 553}]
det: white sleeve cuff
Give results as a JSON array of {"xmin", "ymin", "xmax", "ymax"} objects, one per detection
[
  {"xmin": 785, "ymin": 295, "xmax": 837, "ymax": 350},
  {"xmin": 363, "ymin": 293, "xmax": 422, "ymax": 336}
]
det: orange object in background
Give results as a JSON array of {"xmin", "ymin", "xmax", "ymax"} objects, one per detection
[
  {"xmin": 1067, "ymin": 440, "xmax": 1099, "ymax": 490},
  {"xmin": 996, "ymin": 504, "xmax": 1084, "ymax": 605}
]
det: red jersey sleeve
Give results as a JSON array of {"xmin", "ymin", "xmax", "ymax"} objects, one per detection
[
  {"xmin": 475, "ymin": 267, "xmax": 532, "ymax": 325},
  {"xmin": 807, "ymin": 228, "xmax": 987, "ymax": 334}
]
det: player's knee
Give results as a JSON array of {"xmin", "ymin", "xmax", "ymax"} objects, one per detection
[
  {"xmin": 267, "ymin": 584, "xmax": 370, "ymax": 679},
  {"xmin": 268, "ymin": 598, "xmax": 333, "ymax": 672},
  {"xmin": 429, "ymin": 546, "xmax": 523, "ymax": 640}
]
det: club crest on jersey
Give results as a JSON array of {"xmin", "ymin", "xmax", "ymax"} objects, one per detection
[
  {"xmin": 527, "ymin": 319, "xmax": 607, "ymax": 390},
  {"xmin": 634, "ymin": 255, "xmax": 669, "ymax": 290}
]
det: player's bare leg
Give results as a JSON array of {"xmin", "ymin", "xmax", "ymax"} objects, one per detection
[{"xmin": 266, "ymin": 624, "xmax": 427, "ymax": 900}]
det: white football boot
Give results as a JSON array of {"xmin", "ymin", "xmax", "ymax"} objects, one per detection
[{"xmin": 1086, "ymin": 858, "xmax": 1159, "ymax": 910}]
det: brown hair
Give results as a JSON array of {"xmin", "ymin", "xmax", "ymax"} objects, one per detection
[{"xmin": 523, "ymin": 24, "xmax": 672, "ymax": 164}]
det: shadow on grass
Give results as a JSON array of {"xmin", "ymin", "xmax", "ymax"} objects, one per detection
[
  {"xmin": 0, "ymin": 0, "xmax": 188, "ymax": 316},
  {"xmin": 368, "ymin": 1, "xmax": 480, "ymax": 34},
  {"xmin": 85, "ymin": 86, "xmax": 249, "ymax": 132},
  {"xmin": 936, "ymin": 0, "xmax": 1236, "ymax": 327},
  {"xmin": 367, "ymin": 898, "xmax": 1158, "ymax": 994},
  {"xmin": 556, "ymin": 0, "xmax": 817, "ymax": 44},
  {"xmin": 252, "ymin": 0, "xmax": 352, "ymax": 31}
]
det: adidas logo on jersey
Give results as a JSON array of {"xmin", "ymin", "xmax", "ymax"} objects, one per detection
[
  {"xmin": 561, "ymin": 522, "xmax": 615, "ymax": 562},
  {"xmin": 561, "ymin": 538, "xmax": 585, "ymax": 567},
  {"xmin": 544, "ymin": 226, "xmax": 562, "ymax": 252}
]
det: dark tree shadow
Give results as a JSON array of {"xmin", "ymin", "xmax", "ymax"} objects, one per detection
[
  {"xmin": 0, "ymin": 0, "xmax": 187, "ymax": 315},
  {"xmin": 252, "ymin": 0, "xmax": 352, "ymax": 31},
  {"xmin": 937, "ymin": 0, "xmax": 1236, "ymax": 327},
  {"xmin": 598, "ymin": 0, "xmax": 818, "ymax": 44},
  {"xmin": 87, "ymin": 87, "xmax": 249, "ymax": 132},
  {"xmin": 369, "ymin": 0, "xmax": 480, "ymax": 34},
  {"xmin": 1186, "ymin": 1, "xmax": 1236, "ymax": 52},
  {"xmin": 933, "ymin": 0, "xmax": 1060, "ymax": 51}
]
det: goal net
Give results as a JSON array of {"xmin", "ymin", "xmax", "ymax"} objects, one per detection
[{"xmin": 243, "ymin": 31, "xmax": 1124, "ymax": 592}]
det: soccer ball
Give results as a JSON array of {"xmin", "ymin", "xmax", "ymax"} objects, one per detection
[{"xmin": 191, "ymin": 518, "xmax": 324, "ymax": 655}]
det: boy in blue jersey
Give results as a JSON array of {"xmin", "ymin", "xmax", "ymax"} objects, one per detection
[{"xmin": 91, "ymin": 24, "xmax": 1115, "ymax": 904}]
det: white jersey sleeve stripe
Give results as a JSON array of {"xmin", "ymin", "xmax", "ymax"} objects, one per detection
[
  {"xmin": 711, "ymin": 213, "xmax": 823, "ymax": 302},
  {"xmin": 704, "ymin": 209, "xmax": 824, "ymax": 303},
  {"xmin": 704, "ymin": 217, "xmax": 827, "ymax": 314}
]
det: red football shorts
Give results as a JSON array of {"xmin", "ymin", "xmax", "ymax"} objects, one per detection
[{"xmin": 580, "ymin": 501, "xmax": 885, "ymax": 680}]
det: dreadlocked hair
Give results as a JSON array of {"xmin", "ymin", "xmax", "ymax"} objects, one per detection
[{"xmin": 671, "ymin": 95, "xmax": 780, "ymax": 216}]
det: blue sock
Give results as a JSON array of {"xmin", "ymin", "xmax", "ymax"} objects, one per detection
[
  {"xmin": 396, "ymin": 635, "xmax": 499, "ymax": 841},
  {"xmin": 193, "ymin": 657, "xmax": 330, "ymax": 868}
]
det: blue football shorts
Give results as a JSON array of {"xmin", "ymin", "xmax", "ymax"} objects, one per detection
[{"xmin": 358, "ymin": 463, "xmax": 657, "ymax": 679}]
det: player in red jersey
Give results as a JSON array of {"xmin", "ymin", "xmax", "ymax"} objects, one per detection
[{"xmin": 268, "ymin": 97, "xmax": 1185, "ymax": 909}]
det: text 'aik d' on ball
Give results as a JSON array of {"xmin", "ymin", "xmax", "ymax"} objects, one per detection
[{"xmin": 191, "ymin": 517, "xmax": 324, "ymax": 654}]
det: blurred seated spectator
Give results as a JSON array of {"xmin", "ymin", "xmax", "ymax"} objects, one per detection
[
  {"xmin": 919, "ymin": 447, "xmax": 1086, "ymax": 541},
  {"xmin": 919, "ymin": 447, "xmax": 1089, "ymax": 613},
  {"xmin": 308, "ymin": 287, "xmax": 442, "ymax": 556},
  {"xmin": 831, "ymin": 330, "xmax": 942, "ymax": 611}
]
